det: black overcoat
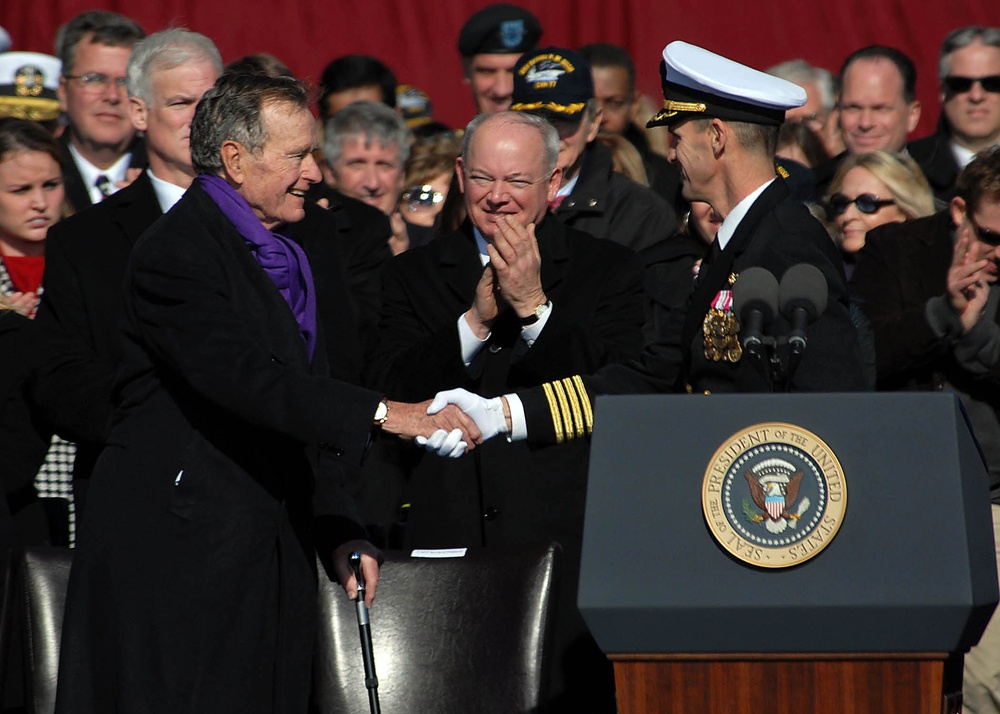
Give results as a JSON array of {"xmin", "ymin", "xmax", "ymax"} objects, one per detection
[{"xmin": 54, "ymin": 181, "xmax": 380, "ymax": 714}]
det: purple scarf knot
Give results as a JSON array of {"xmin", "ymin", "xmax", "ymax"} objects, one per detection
[{"xmin": 198, "ymin": 174, "xmax": 317, "ymax": 359}]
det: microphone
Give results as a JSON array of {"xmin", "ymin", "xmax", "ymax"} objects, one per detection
[
  {"xmin": 779, "ymin": 264, "xmax": 828, "ymax": 356},
  {"xmin": 732, "ymin": 267, "xmax": 779, "ymax": 359}
]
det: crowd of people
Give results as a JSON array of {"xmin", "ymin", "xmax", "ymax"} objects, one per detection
[{"xmin": 1, "ymin": 3, "xmax": 1000, "ymax": 713}]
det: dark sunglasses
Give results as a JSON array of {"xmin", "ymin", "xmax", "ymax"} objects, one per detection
[
  {"xmin": 970, "ymin": 215, "xmax": 1000, "ymax": 247},
  {"xmin": 943, "ymin": 75, "xmax": 1000, "ymax": 94},
  {"xmin": 401, "ymin": 185, "xmax": 444, "ymax": 209},
  {"xmin": 828, "ymin": 193, "xmax": 896, "ymax": 216}
]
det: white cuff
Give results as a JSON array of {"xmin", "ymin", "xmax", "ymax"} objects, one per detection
[
  {"xmin": 520, "ymin": 302, "xmax": 553, "ymax": 347},
  {"xmin": 505, "ymin": 392, "xmax": 528, "ymax": 442},
  {"xmin": 458, "ymin": 314, "xmax": 489, "ymax": 366}
]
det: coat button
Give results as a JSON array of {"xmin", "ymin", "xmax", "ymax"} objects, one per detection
[
  {"xmin": 588, "ymin": 199, "xmax": 597, "ymax": 207},
  {"xmin": 483, "ymin": 507, "xmax": 501, "ymax": 521},
  {"xmin": 488, "ymin": 344, "xmax": 502, "ymax": 353}
]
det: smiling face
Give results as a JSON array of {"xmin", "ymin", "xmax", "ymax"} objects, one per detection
[
  {"xmin": 466, "ymin": 53, "xmax": 520, "ymax": 114},
  {"xmin": 329, "ymin": 135, "xmax": 404, "ymax": 215},
  {"xmin": 942, "ymin": 40, "xmax": 1000, "ymax": 152},
  {"xmin": 833, "ymin": 166, "xmax": 907, "ymax": 253},
  {"xmin": 666, "ymin": 118, "xmax": 716, "ymax": 203},
  {"xmin": 131, "ymin": 58, "xmax": 220, "ymax": 187},
  {"xmin": 58, "ymin": 37, "xmax": 135, "ymax": 160},
  {"xmin": 233, "ymin": 102, "xmax": 321, "ymax": 229},
  {"xmin": 456, "ymin": 117, "xmax": 559, "ymax": 241},
  {"xmin": 0, "ymin": 149, "xmax": 64, "ymax": 257},
  {"xmin": 838, "ymin": 57, "xmax": 920, "ymax": 155}
]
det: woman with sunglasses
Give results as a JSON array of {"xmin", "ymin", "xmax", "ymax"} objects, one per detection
[{"xmin": 825, "ymin": 151, "xmax": 935, "ymax": 263}]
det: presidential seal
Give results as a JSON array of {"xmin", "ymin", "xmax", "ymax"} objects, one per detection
[{"xmin": 702, "ymin": 422, "xmax": 846, "ymax": 568}]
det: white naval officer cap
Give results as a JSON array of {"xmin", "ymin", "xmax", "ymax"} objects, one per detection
[
  {"xmin": 0, "ymin": 51, "xmax": 61, "ymax": 122},
  {"xmin": 647, "ymin": 41, "xmax": 806, "ymax": 128}
]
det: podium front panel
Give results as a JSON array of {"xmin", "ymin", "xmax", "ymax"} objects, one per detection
[{"xmin": 580, "ymin": 393, "xmax": 998, "ymax": 654}]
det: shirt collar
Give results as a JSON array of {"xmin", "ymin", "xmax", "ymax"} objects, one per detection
[
  {"xmin": 147, "ymin": 168, "xmax": 187, "ymax": 214},
  {"xmin": 715, "ymin": 179, "xmax": 774, "ymax": 249},
  {"xmin": 68, "ymin": 142, "xmax": 132, "ymax": 203}
]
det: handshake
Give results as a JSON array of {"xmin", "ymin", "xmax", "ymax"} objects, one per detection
[{"xmin": 414, "ymin": 389, "xmax": 513, "ymax": 458}]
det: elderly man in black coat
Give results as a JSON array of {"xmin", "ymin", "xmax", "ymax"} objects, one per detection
[{"xmin": 53, "ymin": 72, "xmax": 477, "ymax": 714}]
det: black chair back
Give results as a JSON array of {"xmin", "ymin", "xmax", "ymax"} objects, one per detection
[
  {"xmin": 17, "ymin": 546, "xmax": 71, "ymax": 714},
  {"xmin": 313, "ymin": 543, "xmax": 561, "ymax": 714}
]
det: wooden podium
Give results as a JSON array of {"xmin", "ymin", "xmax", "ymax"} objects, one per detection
[{"xmin": 581, "ymin": 394, "xmax": 997, "ymax": 714}]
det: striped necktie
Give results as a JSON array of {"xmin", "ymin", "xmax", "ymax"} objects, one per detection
[{"xmin": 95, "ymin": 174, "xmax": 114, "ymax": 199}]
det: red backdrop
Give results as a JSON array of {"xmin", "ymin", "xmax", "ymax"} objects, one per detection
[{"xmin": 2, "ymin": 0, "xmax": 997, "ymax": 138}]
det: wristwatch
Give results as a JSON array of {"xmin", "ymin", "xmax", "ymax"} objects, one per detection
[
  {"xmin": 373, "ymin": 398, "xmax": 390, "ymax": 426},
  {"xmin": 520, "ymin": 300, "xmax": 551, "ymax": 327}
]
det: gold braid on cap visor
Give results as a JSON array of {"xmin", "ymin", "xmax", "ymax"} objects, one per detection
[{"xmin": 509, "ymin": 101, "xmax": 587, "ymax": 114}]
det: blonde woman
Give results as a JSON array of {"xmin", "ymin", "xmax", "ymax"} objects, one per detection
[{"xmin": 826, "ymin": 150, "xmax": 935, "ymax": 256}]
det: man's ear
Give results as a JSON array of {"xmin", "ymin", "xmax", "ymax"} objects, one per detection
[
  {"xmin": 710, "ymin": 118, "xmax": 727, "ymax": 156},
  {"xmin": 220, "ymin": 140, "xmax": 245, "ymax": 185},
  {"xmin": 455, "ymin": 156, "xmax": 466, "ymax": 194},
  {"xmin": 129, "ymin": 97, "xmax": 148, "ymax": 132},
  {"xmin": 57, "ymin": 76, "xmax": 69, "ymax": 113},
  {"xmin": 586, "ymin": 108, "xmax": 603, "ymax": 142},
  {"xmin": 547, "ymin": 166, "xmax": 562, "ymax": 202},
  {"xmin": 950, "ymin": 195, "xmax": 967, "ymax": 228}
]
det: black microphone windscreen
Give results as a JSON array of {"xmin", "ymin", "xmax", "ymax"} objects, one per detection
[
  {"xmin": 779, "ymin": 264, "xmax": 828, "ymax": 320},
  {"xmin": 732, "ymin": 266, "xmax": 779, "ymax": 322}
]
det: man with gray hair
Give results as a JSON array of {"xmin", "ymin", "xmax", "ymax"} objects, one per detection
[
  {"xmin": 368, "ymin": 109, "xmax": 645, "ymax": 713},
  {"xmin": 54, "ymin": 9, "xmax": 146, "ymax": 210},
  {"xmin": 768, "ymin": 58, "xmax": 843, "ymax": 157},
  {"xmin": 53, "ymin": 70, "xmax": 478, "ymax": 712},
  {"xmin": 911, "ymin": 26, "xmax": 1000, "ymax": 200},
  {"xmin": 33, "ymin": 28, "xmax": 222, "ymax": 494},
  {"xmin": 321, "ymin": 100, "xmax": 411, "ymax": 252}
]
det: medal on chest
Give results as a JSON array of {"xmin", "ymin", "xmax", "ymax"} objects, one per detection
[{"xmin": 703, "ymin": 272, "xmax": 742, "ymax": 363}]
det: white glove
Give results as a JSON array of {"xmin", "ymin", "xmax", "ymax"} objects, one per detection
[
  {"xmin": 426, "ymin": 388, "xmax": 509, "ymax": 443},
  {"xmin": 415, "ymin": 428, "xmax": 468, "ymax": 458}
]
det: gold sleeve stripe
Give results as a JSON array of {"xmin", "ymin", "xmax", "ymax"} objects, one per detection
[
  {"xmin": 550, "ymin": 380, "xmax": 576, "ymax": 442},
  {"xmin": 571, "ymin": 375, "xmax": 594, "ymax": 435},
  {"xmin": 559, "ymin": 377, "xmax": 586, "ymax": 440},
  {"xmin": 541, "ymin": 382, "xmax": 565, "ymax": 444}
]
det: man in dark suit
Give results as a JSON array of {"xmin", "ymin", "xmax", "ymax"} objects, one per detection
[
  {"xmin": 851, "ymin": 147, "xmax": 1000, "ymax": 712},
  {"xmin": 33, "ymin": 30, "xmax": 391, "ymax": 493},
  {"xmin": 910, "ymin": 26, "xmax": 1000, "ymax": 201},
  {"xmin": 53, "ymin": 10, "xmax": 147, "ymax": 211},
  {"xmin": 53, "ymin": 71, "xmax": 476, "ymax": 714},
  {"xmin": 430, "ymin": 41, "xmax": 866, "ymax": 448},
  {"xmin": 813, "ymin": 45, "xmax": 922, "ymax": 198},
  {"xmin": 32, "ymin": 29, "xmax": 223, "ymax": 489},
  {"xmin": 369, "ymin": 109, "xmax": 645, "ymax": 713}
]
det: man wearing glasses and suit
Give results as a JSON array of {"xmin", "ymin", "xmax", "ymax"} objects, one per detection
[{"xmin": 54, "ymin": 10, "xmax": 147, "ymax": 210}]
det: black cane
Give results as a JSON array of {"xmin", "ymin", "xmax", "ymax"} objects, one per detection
[{"xmin": 350, "ymin": 551, "xmax": 381, "ymax": 714}]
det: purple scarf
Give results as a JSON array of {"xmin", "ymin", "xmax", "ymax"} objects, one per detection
[{"xmin": 198, "ymin": 174, "xmax": 317, "ymax": 360}]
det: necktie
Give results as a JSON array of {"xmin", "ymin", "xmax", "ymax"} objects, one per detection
[{"xmin": 95, "ymin": 174, "xmax": 114, "ymax": 199}]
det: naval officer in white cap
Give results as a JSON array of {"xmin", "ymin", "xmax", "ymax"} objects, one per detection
[{"xmin": 417, "ymin": 41, "xmax": 868, "ymax": 454}]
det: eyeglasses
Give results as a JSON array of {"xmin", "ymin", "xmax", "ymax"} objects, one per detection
[
  {"xmin": 64, "ymin": 73, "xmax": 128, "ymax": 92},
  {"xmin": 970, "ymin": 215, "xmax": 1000, "ymax": 247},
  {"xmin": 828, "ymin": 193, "xmax": 896, "ymax": 216},
  {"xmin": 401, "ymin": 185, "xmax": 444, "ymax": 209},
  {"xmin": 943, "ymin": 75, "xmax": 1000, "ymax": 95}
]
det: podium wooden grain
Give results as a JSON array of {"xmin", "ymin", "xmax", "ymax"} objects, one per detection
[{"xmin": 611, "ymin": 652, "xmax": 963, "ymax": 714}]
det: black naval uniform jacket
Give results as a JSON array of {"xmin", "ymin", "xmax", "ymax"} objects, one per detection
[
  {"xmin": 53, "ymin": 181, "xmax": 380, "ymax": 714},
  {"xmin": 555, "ymin": 141, "xmax": 677, "ymax": 252},
  {"xmin": 519, "ymin": 179, "xmax": 869, "ymax": 445},
  {"xmin": 368, "ymin": 216, "xmax": 644, "ymax": 550}
]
